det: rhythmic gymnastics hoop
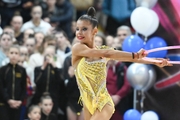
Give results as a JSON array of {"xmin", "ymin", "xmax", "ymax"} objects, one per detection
[{"xmin": 142, "ymin": 45, "xmax": 180, "ymax": 64}]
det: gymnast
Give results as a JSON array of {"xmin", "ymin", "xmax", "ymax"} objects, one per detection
[{"xmin": 71, "ymin": 7, "xmax": 172, "ymax": 120}]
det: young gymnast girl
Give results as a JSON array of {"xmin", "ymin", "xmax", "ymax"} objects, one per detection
[{"xmin": 72, "ymin": 7, "xmax": 171, "ymax": 120}]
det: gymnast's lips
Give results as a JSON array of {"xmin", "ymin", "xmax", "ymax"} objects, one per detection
[{"xmin": 77, "ymin": 36, "xmax": 85, "ymax": 40}]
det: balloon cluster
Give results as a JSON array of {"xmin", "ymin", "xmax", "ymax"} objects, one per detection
[
  {"xmin": 123, "ymin": 2, "xmax": 160, "ymax": 120},
  {"xmin": 122, "ymin": 35, "xmax": 167, "ymax": 58},
  {"xmin": 123, "ymin": 5, "xmax": 168, "ymax": 58},
  {"xmin": 124, "ymin": 109, "xmax": 159, "ymax": 120}
]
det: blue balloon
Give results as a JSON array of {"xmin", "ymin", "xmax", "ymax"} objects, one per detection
[
  {"xmin": 167, "ymin": 55, "xmax": 180, "ymax": 61},
  {"xmin": 144, "ymin": 37, "xmax": 167, "ymax": 58},
  {"xmin": 122, "ymin": 35, "xmax": 144, "ymax": 52},
  {"xmin": 124, "ymin": 109, "xmax": 141, "ymax": 120}
]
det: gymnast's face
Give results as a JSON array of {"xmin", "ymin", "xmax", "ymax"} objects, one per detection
[{"xmin": 76, "ymin": 20, "xmax": 97, "ymax": 44}]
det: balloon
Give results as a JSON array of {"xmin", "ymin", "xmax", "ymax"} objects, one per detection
[
  {"xmin": 144, "ymin": 37, "xmax": 167, "ymax": 58},
  {"xmin": 126, "ymin": 63, "xmax": 149, "ymax": 90},
  {"xmin": 143, "ymin": 10, "xmax": 159, "ymax": 38},
  {"xmin": 167, "ymin": 54, "xmax": 180, "ymax": 61},
  {"xmin": 141, "ymin": 111, "xmax": 159, "ymax": 120},
  {"xmin": 142, "ymin": 65, "xmax": 156, "ymax": 91},
  {"xmin": 122, "ymin": 35, "xmax": 144, "ymax": 52},
  {"xmin": 141, "ymin": 0, "xmax": 158, "ymax": 8},
  {"xmin": 131, "ymin": 7, "xmax": 159, "ymax": 37},
  {"xmin": 124, "ymin": 109, "xmax": 141, "ymax": 120}
]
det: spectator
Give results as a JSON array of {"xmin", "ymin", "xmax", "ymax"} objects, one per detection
[
  {"xmin": 28, "ymin": 35, "xmax": 60, "ymax": 70},
  {"xmin": 102, "ymin": 0, "xmax": 136, "ymax": 35},
  {"xmin": 17, "ymin": 54, "xmax": 33, "ymax": 120},
  {"xmin": 3, "ymin": 26, "xmax": 16, "ymax": 43},
  {"xmin": 117, "ymin": 25, "xmax": 132, "ymax": 47},
  {"xmin": 105, "ymin": 35, "xmax": 114, "ymax": 47},
  {"xmin": 10, "ymin": 15, "xmax": 24, "ymax": 43},
  {"xmin": 106, "ymin": 60, "xmax": 132, "ymax": 120},
  {"xmin": 27, "ymin": 105, "xmax": 41, "ymax": 120},
  {"xmin": 19, "ymin": 46, "xmax": 29, "ymax": 62},
  {"xmin": 39, "ymin": 95, "xmax": 58, "ymax": 120},
  {"xmin": 0, "ymin": 45, "xmax": 27, "ymax": 120},
  {"xmin": 112, "ymin": 37, "xmax": 122, "ymax": 50},
  {"xmin": 31, "ymin": 46, "xmax": 66, "ymax": 119},
  {"xmin": 19, "ymin": 46, "xmax": 34, "ymax": 90},
  {"xmin": 116, "ymin": 25, "xmax": 133, "ymax": 67},
  {"xmin": 94, "ymin": 32, "xmax": 106, "ymax": 47},
  {"xmin": 22, "ymin": 28, "xmax": 35, "ymax": 45},
  {"xmin": 50, "ymin": 0, "xmax": 74, "ymax": 40},
  {"xmin": 0, "ymin": 0, "xmax": 22, "ymax": 28},
  {"xmin": 0, "ymin": 33, "xmax": 13, "ymax": 67},
  {"xmin": 71, "ymin": 21, "xmax": 76, "ymax": 39},
  {"xmin": 34, "ymin": 32, "xmax": 45, "ymax": 53},
  {"xmin": 24, "ymin": 36, "xmax": 36, "ymax": 56},
  {"xmin": 55, "ymin": 30, "xmax": 71, "ymax": 63},
  {"xmin": 42, "ymin": 0, "xmax": 56, "ymax": 23},
  {"xmin": 20, "ymin": 0, "xmax": 34, "ymax": 23},
  {"xmin": 21, "ymin": 5, "xmax": 52, "ymax": 35},
  {"xmin": 28, "ymin": 35, "xmax": 63, "ymax": 88}
]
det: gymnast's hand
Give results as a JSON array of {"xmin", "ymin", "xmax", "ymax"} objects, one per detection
[
  {"xmin": 136, "ymin": 49, "xmax": 148, "ymax": 59},
  {"xmin": 154, "ymin": 58, "xmax": 173, "ymax": 67}
]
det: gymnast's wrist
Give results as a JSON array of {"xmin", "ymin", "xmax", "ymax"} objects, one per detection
[{"xmin": 132, "ymin": 52, "xmax": 139, "ymax": 59}]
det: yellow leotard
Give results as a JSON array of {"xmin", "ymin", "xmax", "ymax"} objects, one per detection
[{"xmin": 75, "ymin": 55, "xmax": 115, "ymax": 115}]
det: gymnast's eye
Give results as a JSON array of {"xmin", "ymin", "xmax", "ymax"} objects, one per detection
[{"xmin": 82, "ymin": 27, "xmax": 87, "ymax": 31}]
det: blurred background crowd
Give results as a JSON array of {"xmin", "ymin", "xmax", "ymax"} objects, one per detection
[{"xmin": 0, "ymin": 0, "xmax": 179, "ymax": 120}]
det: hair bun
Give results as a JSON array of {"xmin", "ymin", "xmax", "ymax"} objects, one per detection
[{"xmin": 87, "ymin": 7, "xmax": 96, "ymax": 18}]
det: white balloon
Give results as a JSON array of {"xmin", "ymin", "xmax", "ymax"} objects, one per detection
[
  {"xmin": 141, "ymin": 111, "xmax": 159, "ymax": 120},
  {"xmin": 143, "ymin": 10, "xmax": 159, "ymax": 37},
  {"xmin": 130, "ymin": 7, "xmax": 159, "ymax": 37}
]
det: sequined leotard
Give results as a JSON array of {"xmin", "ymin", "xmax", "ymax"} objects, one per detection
[{"xmin": 75, "ymin": 56, "xmax": 114, "ymax": 115}]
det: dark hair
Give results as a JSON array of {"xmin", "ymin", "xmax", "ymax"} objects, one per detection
[
  {"xmin": 38, "ymin": 35, "xmax": 57, "ymax": 54},
  {"xmin": 95, "ymin": 32, "xmax": 106, "ymax": 45},
  {"xmin": 0, "ymin": 32, "xmax": 13, "ymax": 41},
  {"xmin": 78, "ymin": 7, "xmax": 98, "ymax": 28},
  {"xmin": 40, "ymin": 93, "xmax": 52, "ymax": 103},
  {"xmin": 9, "ymin": 44, "xmax": 20, "ymax": 52},
  {"xmin": 54, "ymin": 30, "xmax": 68, "ymax": 40},
  {"xmin": 28, "ymin": 105, "xmax": 40, "ymax": 114}
]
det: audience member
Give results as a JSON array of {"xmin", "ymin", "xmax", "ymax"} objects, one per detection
[
  {"xmin": 0, "ymin": 45, "xmax": 27, "ymax": 120},
  {"xmin": 39, "ymin": 95, "xmax": 58, "ymax": 120},
  {"xmin": 0, "ymin": 33, "xmax": 13, "ymax": 67},
  {"xmin": 24, "ymin": 36, "xmax": 36, "ymax": 56},
  {"xmin": 94, "ymin": 32, "xmax": 106, "ymax": 46},
  {"xmin": 105, "ymin": 35, "xmax": 114, "ymax": 47},
  {"xmin": 21, "ymin": 5, "xmax": 52, "ymax": 35},
  {"xmin": 34, "ymin": 32, "xmax": 45, "ymax": 53},
  {"xmin": 55, "ymin": 30, "xmax": 71, "ymax": 63},
  {"xmin": 27, "ymin": 105, "xmax": 41, "ymax": 120},
  {"xmin": 10, "ymin": 15, "xmax": 24, "ymax": 43}
]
